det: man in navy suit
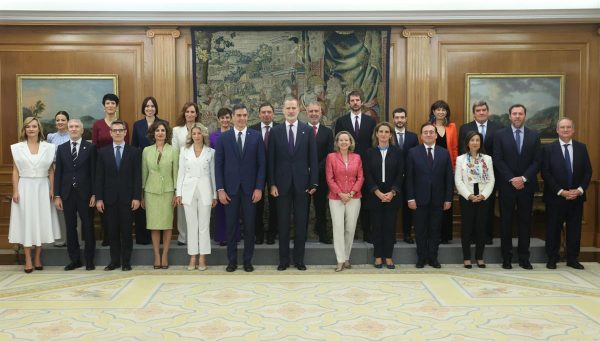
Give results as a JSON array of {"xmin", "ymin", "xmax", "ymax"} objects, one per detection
[
  {"xmin": 269, "ymin": 98, "xmax": 318, "ymax": 271},
  {"xmin": 458, "ymin": 100, "xmax": 502, "ymax": 244},
  {"xmin": 54, "ymin": 119, "xmax": 97, "ymax": 271},
  {"xmin": 542, "ymin": 118, "xmax": 592, "ymax": 270},
  {"xmin": 95, "ymin": 120, "xmax": 142, "ymax": 271},
  {"xmin": 493, "ymin": 104, "xmax": 541, "ymax": 270},
  {"xmin": 306, "ymin": 102, "xmax": 334, "ymax": 244},
  {"xmin": 216, "ymin": 104, "xmax": 266, "ymax": 272},
  {"xmin": 334, "ymin": 90, "xmax": 377, "ymax": 242},
  {"xmin": 249, "ymin": 102, "xmax": 279, "ymax": 245},
  {"xmin": 391, "ymin": 107, "xmax": 419, "ymax": 244},
  {"xmin": 406, "ymin": 123, "xmax": 454, "ymax": 268}
]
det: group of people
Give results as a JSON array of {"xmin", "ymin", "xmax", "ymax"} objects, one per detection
[{"xmin": 8, "ymin": 90, "xmax": 592, "ymax": 273}]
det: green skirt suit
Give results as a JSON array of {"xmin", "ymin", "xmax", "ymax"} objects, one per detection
[{"xmin": 142, "ymin": 144, "xmax": 179, "ymax": 230}]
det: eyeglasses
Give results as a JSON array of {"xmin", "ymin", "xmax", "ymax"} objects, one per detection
[{"xmin": 111, "ymin": 129, "xmax": 126, "ymax": 133}]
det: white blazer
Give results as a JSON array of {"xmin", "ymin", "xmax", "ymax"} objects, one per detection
[
  {"xmin": 454, "ymin": 153, "xmax": 495, "ymax": 200},
  {"xmin": 171, "ymin": 126, "xmax": 189, "ymax": 151},
  {"xmin": 176, "ymin": 146, "xmax": 216, "ymax": 206}
]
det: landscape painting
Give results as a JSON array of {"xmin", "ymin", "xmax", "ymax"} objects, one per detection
[
  {"xmin": 465, "ymin": 73, "xmax": 565, "ymax": 142},
  {"xmin": 17, "ymin": 74, "xmax": 119, "ymax": 140}
]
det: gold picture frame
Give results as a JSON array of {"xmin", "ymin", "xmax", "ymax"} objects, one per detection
[
  {"xmin": 16, "ymin": 74, "xmax": 119, "ymax": 140},
  {"xmin": 465, "ymin": 73, "xmax": 565, "ymax": 143}
]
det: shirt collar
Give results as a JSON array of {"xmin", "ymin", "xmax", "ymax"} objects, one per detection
[
  {"xmin": 511, "ymin": 125, "xmax": 523, "ymax": 133},
  {"xmin": 395, "ymin": 128, "xmax": 405, "ymax": 134},
  {"xmin": 475, "ymin": 120, "xmax": 488, "ymax": 126},
  {"xmin": 261, "ymin": 122, "xmax": 272, "ymax": 129},
  {"xmin": 424, "ymin": 143, "xmax": 436, "ymax": 149},
  {"xmin": 113, "ymin": 142, "xmax": 125, "ymax": 148},
  {"xmin": 70, "ymin": 138, "xmax": 83, "ymax": 144},
  {"xmin": 560, "ymin": 139, "xmax": 573, "ymax": 146},
  {"xmin": 234, "ymin": 127, "xmax": 247, "ymax": 135}
]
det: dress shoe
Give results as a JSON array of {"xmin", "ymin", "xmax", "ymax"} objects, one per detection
[
  {"xmin": 296, "ymin": 264, "xmax": 307, "ymax": 271},
  {"xmin": 136, "ymin": 241, "xmax": 151, "ymax": 245},
  {"xmin": 277, "ymin": 264, "xmax": 288, "ymax": 271},
  {"xmin": 34, "ymin": 266, "xmax": 44, "ymax": 271},
  {"xmin": 373, "ymin": 263, "xmax": 383, "ymax": 269},
  {"xmin": 343, "ymin": 261, "xmax": 352, "ymax": 269},
  {"xmin": 485, "ymin": 238, "xmax": 493, "ymax": 245},
  {"xmin": 226, "ymin": 264, "xmax": 237, "ymax": 272},
  {"xmin": 415, "ymin": 260, "xmax": 426, "ymax": 268},
  {"xmin": 197, "ymin": 265, "xmax": 208, "ymax": 271},
  {"xmin": 502, "ymin": 261, "xmax": 513, "ymax": 270},
  {"xmin": 244, "ymin": 263, "xmax": 254, "ymax": 272},
  {"xmin": 335, "ymin": 263, "xmax": 344, "ymax": 272},
  {"xmin": 86, "ymin": 264, "xmax": 96, "ymax": 271},
  {"xmin": 24, "ymin": 267, "xmax": 33, "ymax": 274},
  {"xmin": 464, "ymin": 264, "xmax": 472, "ymax": 269},
  {"xmin": 54, "ymin": 243, "xmax": 66, "ymax": 247},
  {"xmin": 566, "ymin": 261, "xmax": 585, "ymax": 270},
  {"xmin": 177, "ymin": 241, "xmax": 186, "ymax": 246},
  {"xmin": 101, "ymin": 240, "xmax": 109, "ymax": 247},
  {"xmin": 153, "ymin": 264, "xmax": 161, "ymax": 270},
  {"xmin": 476, "ymin": 261, "xmax": 486, "ymax": 269},
  {"xmin": 161, "ymin": 265, "xmax": 169, "ymax": 269},
  {"xmin": 219, "ymin": 241, "xmax": 227, "ymax": 247},
  {"xmin": 386, "ymin": 263, "xmax": 396, "ymax": 270},
  {"xmin": 429, "ymin": 260, "xmax": 441, "ymax": 268},
  {"xmin": 403, "ymin": 238, "xmax": 415, "ymax": 244},
  {"xmin": 546, "ymin": 261, "xmax": 557, "ymax": 270},
  {"xmin": 519, "ymin": 261, "xmax": 533, "ymax": 270},
  {"xmin": 104, "ymin": 264, "xmax": 119, "ymax": 271},
  {"xmin": 255, "ymin": 238, "xmax": 264, "ymax": 245},
  {"xmin": 122, "ymin": 265, "xmax": 132, "ymax": 271},
  {"xmin": 64, "ymin": 261, "xmax": 83, "ymax": 271},
  {"xmin": 266, "ymin": 237, "xmax": 275, "ymax": 245}
]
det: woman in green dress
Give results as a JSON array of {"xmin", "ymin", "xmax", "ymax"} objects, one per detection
[{"xmin": 142, "ymin": 121, "xmax": 179, "ymax": 269}]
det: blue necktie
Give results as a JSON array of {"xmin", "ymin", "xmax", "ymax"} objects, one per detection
[
  {"xmin": 479, "ymin": 124, "xmax": 486, "ymax": 140},
  {"xmin": 115, "ymin": 145, "xmax": 122, "ymax": 171},
  {"xmin": 515, "ymin": 129, "xmax": 521, "ymax": 154},
  {"xmin": 288, "ymin": 124, "xmax": 295, "ymax": 154},
  {"xmin": 564, "ymin": 144, "xmax": 573, "ymax": 188}
]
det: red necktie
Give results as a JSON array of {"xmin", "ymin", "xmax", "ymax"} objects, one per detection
[{"xmin": 313, "ymin": 125, "xmax": 318, "ymax": 137}]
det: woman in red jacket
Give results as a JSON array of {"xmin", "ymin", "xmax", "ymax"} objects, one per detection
[{"xmin": 326, "ymin": 131, "xmax": 364, "ymax": 272}]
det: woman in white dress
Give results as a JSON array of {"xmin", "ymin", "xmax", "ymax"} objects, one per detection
[
  {"xmin": 9, "ymin": 117, "xmax": 60, "ymax": 273},
  {"xmin": 176, "ymin": 123, "xmax": 216, "ymax": 271},
  {"xmin": 171, "ymin": 102, "xmax": 200, "ymax": 246},
  {"xmin": 46, "ymin": 110, "xmax": 70, "ymax": 247}
]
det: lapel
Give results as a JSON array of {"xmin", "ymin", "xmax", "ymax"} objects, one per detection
[
  {"xmin": 506, "ymin": 128, "xmax": 519, "ymax": 154},
  {"xmin": 229, "ymin": 129, "xmax": 242, "ymax": 159}
]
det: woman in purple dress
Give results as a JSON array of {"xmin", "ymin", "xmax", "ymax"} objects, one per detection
[{"xmin": 209, "ymin": 107, "xmax": 239, "ymax": 246}]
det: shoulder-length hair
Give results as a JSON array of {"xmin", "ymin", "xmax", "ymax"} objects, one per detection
[
  {"xmin": 175, "ymin": 102, "xmax": 200, "ymax": 127},
  {"xmin": 185, "ymin": 123, "xmax": 210, "ymax": 148},
  {"xmin": 429, "ymin": 100, "xmax": 452, "ymax": 126},
  {"xmin": 141, "ymin": 96, "xmax": 159, "ymax": 118},
  {"xmin": 462, "ymin": 130, "xmax": 486, "ymax": 155},
  {"xmin": 333, "ymin": 131, "xmax": 355, "ymax": 152},
  {"xmin": 371, "ymin": 122, "xmax": 395, "ymax": 147},
  {"xmin": 147, "ymin": 120, "xmax": 172, "ymax": 143},
  {"xmin": 20, "ymin": 116, "xmax": 44, "ymax": 142}
]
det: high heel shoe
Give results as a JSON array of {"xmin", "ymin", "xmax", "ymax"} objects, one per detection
[
  {"xmin": 477, "ymin": 261, "xmax": 486, "ymax": 268},
  {"xmin": 187, "ymin": 265, "xmax": 196, "ymax": 271},
  {"xmin": 24, "ymin": 267, "xmax": 33, "ymax": 274},
  {"xmin": 343, "ymin": 261, "xmax": 352, "ymax": 269},
  {"xmin": 197, "ymin": 265, "xmax": 207, "ymax": 271},
  {"xmin": 34, "ymin": 265, "xmax": 43, "ymax": 271},
  {"xmin": 464, "ymin": 264, "xmax": 472, "ymax": 269},
  {"xmin": 153, "ymin": 262, "xmax": 161, "ymax": 270},
  {"xmin": 335, "ymin": 263, "xmax": 344, "ymax": 272}
]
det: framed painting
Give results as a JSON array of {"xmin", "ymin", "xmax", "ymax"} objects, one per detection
[
  {"xmin": 465, "ymin": 73, "xmax": 565, "ymax": 142},
  {"xmin": 192, "ymin": 27, "xmax": 390, "ymax": 132},
  {"xmin": 16, "ymin": 74, "xmax": 119, "ymax": 140}
]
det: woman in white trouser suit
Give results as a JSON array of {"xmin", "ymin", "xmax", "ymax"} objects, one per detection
[{"xmin": 176, "ymin": 123, "xmax": 216, "ymax": 270}]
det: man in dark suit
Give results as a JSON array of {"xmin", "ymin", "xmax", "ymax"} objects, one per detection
[
  {"xmin": 493, "ymin": 104, "xmax": 541, "ymax": 270},
  {"xmin": 542, "ymin": 118, "xmax": 592, "ymax": 270},
  {"xmin": 269, "ymin": 98, "xmax": 319, "ymax": 271},
  {"xmin": 249, "ymin": 102, "xmax": 279, "ymax": 245},
  {"xmin": 406, "ymin": 123, "xmax": 454, "ymax": 269},
  {"xmin": 306, "ymin": 101, "xmax": 334, "ymax": 244},
  {"xmin": 334, "ymin": 90, "xmax": 376, "ymax": 242},
  {"xmin": 391, "ymin": 107, "xmax": 419, "ymax": 244},
  {"xmin": 216, "ymin": 104, "xmax": 266, "ymax": 273},
  {"xmin": 95, "ymin": 120, "xmax": 142, "ymax": 271},
  {"xmin": 458, "ymin": 100, "xmax": 502, "ymax": 244},
  {"xmin": 54, "ymin": 119, "xmax": 97, "ymax": 271}
]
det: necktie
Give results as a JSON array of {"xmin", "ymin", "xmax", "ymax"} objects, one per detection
[
  {"xmin": 515, "ymin": 129, "xmax": 522, "ymax": 154},
  {"xmin": 427, "ymin": 147, "xmax": 433, "ymax": 168},
  {"xmin": 480, "ymin": 124, "xmax": 486, "ymax": 140},
  {"xmin": 564, "ymin": 144, "xmax": 573, "ymax": 188},
  {"xmin": 288, "ymin": 124, "xmax": 295, "ymax": 154},
  {"xmin": 71, "ymin": 142, "xmax": 78, "ymax": 161},
  {"xmin": 264, "ymin": 125, "xmax": 270, "ymax": 147},
  {"xmin": 354, "ymin": 115, "xmax": 360, "ymax": 135},
  {"xmin": 398, "ymin": 133, "xmax": 404, "ymax": 149},
  {"xmin": 237, "ymin": 131, "xmax": 243, "ymax": 155},
  {"xmin": 115, "ymin": 145, "xmax": 122, "ymax": 171},
  {"xmin": 313, "ymin": 124, "xmax": 318, "ymax": 137}
]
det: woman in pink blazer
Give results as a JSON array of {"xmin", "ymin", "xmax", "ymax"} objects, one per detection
[{"xmin": 326, "ymin": 131, "xmax": 364, "ymax": 272}]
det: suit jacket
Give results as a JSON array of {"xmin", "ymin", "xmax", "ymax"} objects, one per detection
[
  {"xmin": 406, "ymin": 145, "xmax": 454, "ymax": 207},
  {"xmin": 176, "ymin": 146, "xmax": 216, "ymax": 206},
  {"xmin": 393, "ymin": 129, "xmax": 419, "ymax": 162},
  {"xmin": 215, "ymin": 128, "xmax": 266, "ymax": 196},
  {"xmin": 454, "ymin": 153, "xmax": 495, "ymax": 200},
  {"xmin": 363, "ymin": 145, "xmax": 404, "ymax": 209},
  {"xmin": 458, "ymin": 120, "xmax": 502, "ymax": 156},
  {"xmin": 141, "ymin": 143, "xmax": 179, "ymax": 195},
  {"xmin": 54, "ymin": 139, "xmax": 96, "ymax": 201},
  {"xmin": 95, "ymin": 144, "xmax": 142, "ymax": 205},
  {"xmin": 493, "ymin": 126, "xmax": 542, "ymax": 194},
  {"xmin": 325, "ymin": 152, "xmax": 364, "ymax": 200},
  {"xmin": 541, "ymin": 139, "xmax": 592, "ymax": 204},
  {"xmin": 268, "ymin": 121, "xmax": 318, "ymax": 193},
  {"xmin": 334, "ymin": 113, "xmax": 376, "ymax": 158},
  {"xmin": 313, "ymin": 124, "xmax": 334, "ymax": 177}
]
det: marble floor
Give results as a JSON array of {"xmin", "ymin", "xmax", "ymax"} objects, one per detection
[{"xmin": 0, "ymin": 263, "xmax": 599, "ymax": 340}]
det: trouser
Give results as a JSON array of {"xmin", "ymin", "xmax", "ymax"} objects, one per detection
[
  {"xmin": 545, "ymin": 199, "xmax": 583, "ymax": 263},
  {"xmin": 414, "ymin": 204, "xmax": 442, "ymax": 262},
  {"xmin": 459, "ymin": 197, "xmax": 489, "ymax": 260},
  {"xmin": 105, "ymin": 202, "xmax": 133, "ymax": 266},
  {"xmin": 176, "ymin": 205, "xmax": 188, "ymax": 243},
  {"xmin": 499, "ymin": 190, "xmax": 533, "ymax": 263},
  {"xmin": 370, "ymin": 203, "xmax": 397, "ymax": 259},
  {"xmin": 224, "ymin": 192, "xmax": 256, "ymax": 265},
  {"xmin": 329, "ymin": 198, "xmax": 360, "ymax": 263},
  {"xmin": 183, "ymin": 186, "xmax": 212, "ymax": 256}
]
